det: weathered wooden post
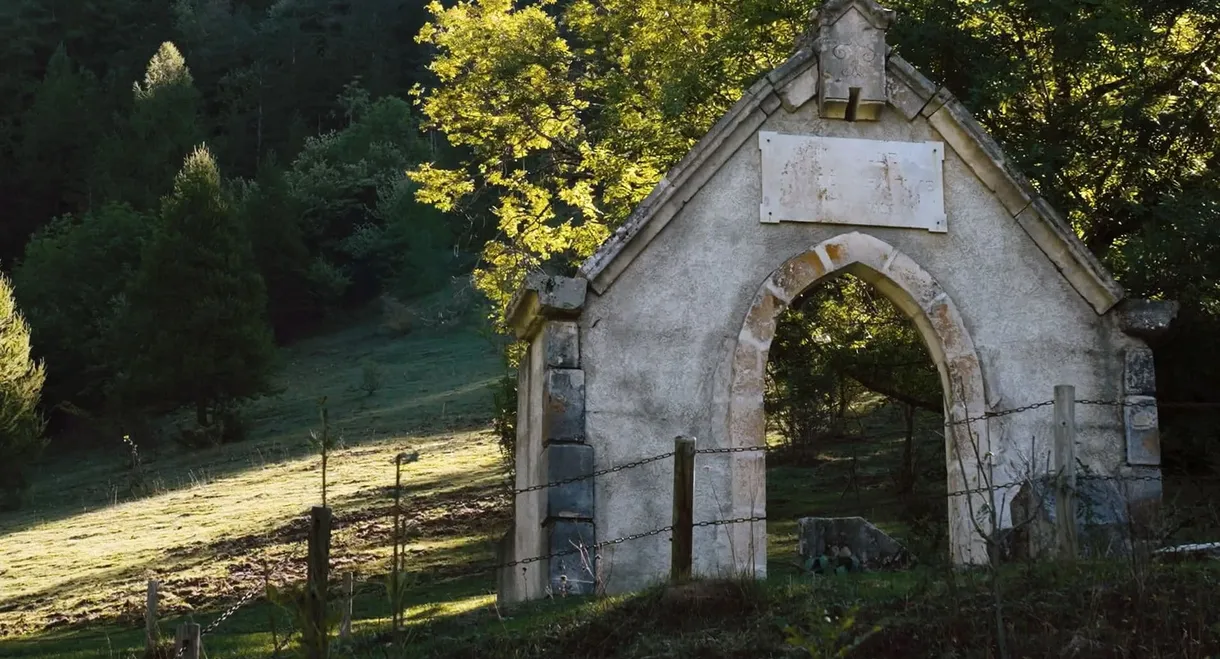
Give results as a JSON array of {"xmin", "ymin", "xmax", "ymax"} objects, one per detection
[
  {"xmin": 1054, "ymin": 385, "xmax": 1078, "ymax": 560},
  {"xmin": 305, "ymin": 505, "xmax": 332, "ymax": 659},
  {"xmin": 144, "ymin": 580, "xmax": 159, "ymax": 657},
  {"xmin": 174, "ymin": 623, "xmax": 201, "ymax": 659},
  {"xmin": 390, "ymin": 450, "xmax": 418, "ymax": 644},
  {"xmin": 671, "ymin": 436, "xmax": 696, "ymax": 583},
  {"xmin": 339, "ymin": 571, "xmax": 354, "ymax": 640}
]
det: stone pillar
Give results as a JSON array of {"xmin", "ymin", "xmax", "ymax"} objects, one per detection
[
  {"xmin": 540, "ymin": 321, "xmax": 596, "ymax": 595},
  {"xmin": 1114, "ymin": 299, "xmax": 1177, "ymax": 539},
  {"xmin": 500, "ymin": 275, "xmax": 594, "ymax": 602}
]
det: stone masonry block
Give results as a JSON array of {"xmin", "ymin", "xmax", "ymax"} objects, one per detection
[
  {"xmin": 544, "ymin": 443, "xmax": 594, "ymax": 521},
  {"xmin": 547, "ymin": 520, "xmax": 596, "ymax": 596},
  {"xmin": 1116, "ymin": 299, "xmax": 1180, "ymax": 341},
  {"xmin": 542, "ymin": 321, "xmax": 580, "ymax": 369},
  {"xmin": 536, "ymin": 276, "xmax": 587, "ymax": 314},
  {"xmin": 544, "ymin": 368, "xmax": 585, "ymax": 444},
  {"xmin": 1124, "ymin": 347, "xmax": 1156, "ymax": 395},
  {"xmin": 507, "ymin": 275, "xmax": 588, "ymax": 340},
  {"xmin": 1124, "ymin": 395, "xmax": 1160, "ymax": 466},
  {"xmin": 1124, "ymin": 466, "xmax": 1163, "ymax": 535}
]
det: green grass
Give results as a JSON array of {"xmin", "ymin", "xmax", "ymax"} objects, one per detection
[
  {"xmin": 0, "ymin": 315, "xmax": 509, "ymax": 656},
  {"xmin": 764, "ymin": 401, "xmax": 949, "ymax": 577},
  {"xmin": 397, "ymin": 560, "xmax": 1220, "ymax": 658}
]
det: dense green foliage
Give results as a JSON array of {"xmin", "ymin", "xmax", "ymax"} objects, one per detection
[
  {"xmin": 13, "ymin": 203, "xmax": 152, "ymax": 410},
  {"xmin": 0, "ymin": 273, "xmax": 46, "ymax": 509},
  {"xmin": 117, "ymin": 146, "xmax": 276, "ymax": 426},
  {"xmin": 0, "ymin": 5, "xmax": 479, "ymax": 458},
  {"xmin": 767, "ymin": 276, "xmax": 940, "ymax": 448},
  {"xmin": 415, "ymin": 0, "xmax": 1220, "ymax": 450}
]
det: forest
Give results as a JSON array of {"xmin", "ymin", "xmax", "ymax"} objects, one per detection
[{"xmin": 0, "ymin": 0, "xmax": 1218, "ymax": 510}]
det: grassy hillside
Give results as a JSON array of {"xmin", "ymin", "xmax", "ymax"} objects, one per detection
[{"xmin": 0, "ymin": 314, "xmax": 509, "ymax": 657}]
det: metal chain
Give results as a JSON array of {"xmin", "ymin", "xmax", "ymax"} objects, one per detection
[
  {"xmin": 694, "ymin": 516, "xmax": 768, "ymax": 527},
  {"xmin": 512, "ymin": 451, "xmax": 676, "ymax": 495},
  {"xmin": 201, "ymin": 582, "xmax": 263, "ymax": 635},
  {"xmin": 192, "ymin": 521, "xmax": 303, "ymax": 640},
  {"xmin": 1076, "ymin": 398, "xmax": 1158, "ymax": 408},
  {"xmin": 695, "ymin": 446, "xmax": 767, "ymax": 455},
  {"xmin": 947, "ymin": 400, "xmax": 1055, "ymax": 427},
  {"xmin": 945, "ymin": 472, "xmax": 1168, "ymax": 498},
  {"xmin": 480, "ymin": 516, "xmax": 768, "ymax": 574},
  {"xmin": 1077, "ymin": 473, "xmax": 1164, "ymax": 482}
]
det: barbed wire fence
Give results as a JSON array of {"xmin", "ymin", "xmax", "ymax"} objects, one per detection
[{"xmin": 153, "ymin": 391, "xmax": 1220, "ymax": 657}]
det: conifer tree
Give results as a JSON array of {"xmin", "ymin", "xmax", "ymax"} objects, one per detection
[
  {"xmin": 94, "ymin": 41, "xmax": 203, "ymax": 211},
  {"xmin": 0, "ymin": 273, "xmax": 47, "ymax": 509},
  {"xmin": 120, "ymin": 146, "xmax": 276, "ymax": 428},
  {"xmin": 17, "ymin": 44, "xmax": 101, "ymax": 238}
]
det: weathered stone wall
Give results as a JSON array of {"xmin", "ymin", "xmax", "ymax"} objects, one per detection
[
  {"xmin": 575, "ymin": 89, "xmax": 1150, "ymax": 595},
  {"xmin": 498, "ymin": 0, "xmax": 1167, "ymax": 603}
]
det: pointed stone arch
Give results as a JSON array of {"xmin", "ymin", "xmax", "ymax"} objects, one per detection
[{"xmin": 725, "ymin": 231, "xmax": 992, "ymax": 572}]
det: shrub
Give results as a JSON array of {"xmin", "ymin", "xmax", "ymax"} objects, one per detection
[
  {"xmin": 491, "ymin": 365, "xmax": 518, "ymax": 485},
  {"xmin": 380, "ymin": 294, "xmax": 415, "ymax": 336},
  {"xmin": 360, "ymin": 359, "xmax": 383, "ymax": 396}
]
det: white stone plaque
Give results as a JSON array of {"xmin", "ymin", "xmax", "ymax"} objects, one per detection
[{"xmin": 758, "ymin": 131, "xmax": 947, "ymax": 233}]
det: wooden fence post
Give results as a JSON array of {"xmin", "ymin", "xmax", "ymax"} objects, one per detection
[
  {"xmin": 671, "ymin": 436, "xmax": 696, "ymax": 583},
  {"xmin": 1053, "ymin": 385, "xmax": 1078, "ymax": 560},
  {"xmin": 339, "ymin": 571, "xmax": 353, "ymax": 640},
  {"xmin": 305, "ymin": 505, "xmax": 332, "ymax": 659},
  {"xmin": 174, "ymin": 623, "xmax": 201, "ymax": 659},
  {"xmin": 144, "ymin": 580, "xmax": 159, "ymax": 657}
]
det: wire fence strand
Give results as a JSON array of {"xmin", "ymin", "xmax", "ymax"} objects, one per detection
[{"xmin": 471, "ymin": 516, "xmax": 768, "ymax": 576}]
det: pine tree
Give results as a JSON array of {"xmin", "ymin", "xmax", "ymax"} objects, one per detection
[
  {"xmin": 94, "ymin": 41, "xmax": 203, "ymax": 211},
  {"xmin": 5, "ymin": 44, "xmax": 103, "ymax": 266},
  {"xmin": 120, "ymin": 145, "xmax": 276, "ymax": 428},
  {"xmin": 0, "ymin": 273, "xmax": 47, "ymax": 509}
]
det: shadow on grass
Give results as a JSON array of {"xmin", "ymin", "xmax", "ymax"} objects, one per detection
[
  {"xmin": 10, "ymin": 561, "xmax": 1220, "ymax": 658},
  {"xmin": 1, "ymin": 323, "xmax": 504, "ymax": 538},
  {"xmin": 0, "ymin": 478, "xmax": 513, "ymax": 642},
  {"xmin": 0, "ymin": 531, "xmax": 510, "ymax": 659}
]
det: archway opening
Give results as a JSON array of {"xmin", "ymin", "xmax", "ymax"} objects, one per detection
[{"xmin": 764, "ymin": 272, "xmax": 949, "ymax": 575}]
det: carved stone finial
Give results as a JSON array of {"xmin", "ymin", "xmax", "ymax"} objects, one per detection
[{"xmin": 812, "ymin": 0, "xmax": 895, "ymax": 121}]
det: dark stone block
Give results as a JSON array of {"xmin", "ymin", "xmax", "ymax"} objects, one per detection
[
  {"xmin": 1124, "ymin": 467, "xmax": 1162, "ymax": 535},
  {"xmin": 544, "ymin": 369, "xmax": 585, "ymax": 443},
  {"xmin": 1124, "ymin": 347, "xmax": 1156, "ymax": 395},
  {"xmin": 543, "ymin": 321, "xmax": 580, "ymax": 369},
  {"xmin": 1124, "ymin": 396, "xmax": 1160, "ymax": 466},
  {"xmin": 547, "ymin": 520, "xmax": 596, "ymax": 596},
  {"xmin": 796, "ymin": 517, "xmax": 913, "ymax": 571},
  {"xmin": 545, "ymin": 443, "xmax": 594, "ymax": 521},
  {"xmin": 1116, "ymin": 299, "xmax": 1179, "ymax": 341}
]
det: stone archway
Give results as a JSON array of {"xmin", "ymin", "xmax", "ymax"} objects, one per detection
[{"xmin": 725, "ymin": 231, "xmax": 992, "ymax": 574}]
